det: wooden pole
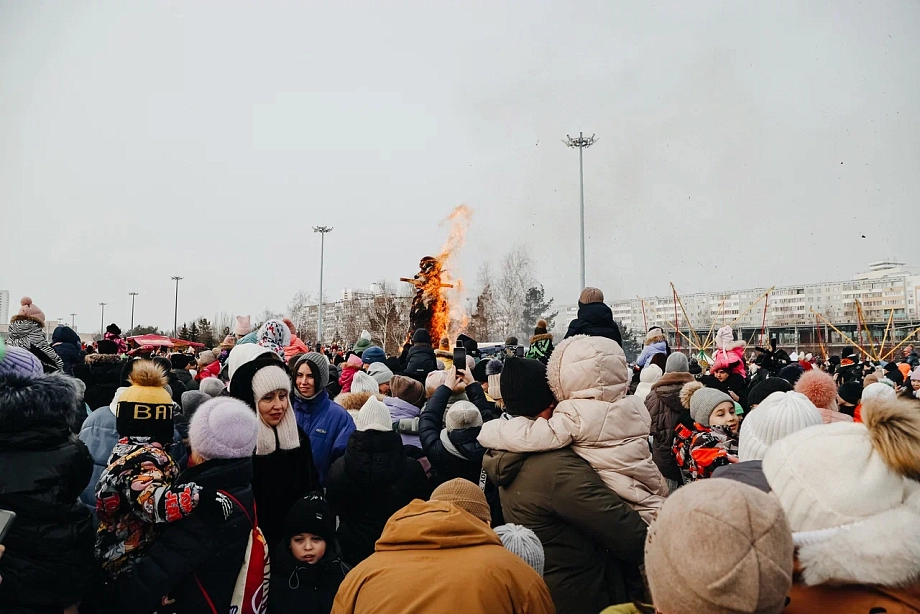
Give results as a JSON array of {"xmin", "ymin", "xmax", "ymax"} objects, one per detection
[
  {"xmin": 810, "ymin": 309, "xmax": 874, "ymax": 360},
  {"xmin": 670, "ymin": 283, "xmax": 703, "ymax": 348},
  {"xmin": 673, "ymin": 288, "xmax": 680, "ymax": 350},
  {"xmin": 815, "ymin": 312, "xmax": 827, "ymax": 360},
  {"xmin": 702, "ymin": 287, "xmax": 775, "ymax": 352},
  {"xmin": 637, "ymin": 296, "xmax": 648, "ymax": 331},
  {"xmin": 878, "ymin": 308, "xmax": 895, "ymax": 360},
  {"xmin": 761, "ymin": 292, "xmax": 770, "ymax": 346},
  {"xmin": 854, "ymin": 300, "xmax": 879, "ymax": 361},
  {"xmin": 702, "ymin": 299, "xmax": 725, "ymax": 350},
  {"xmin": 880, "ymin": 324, "xmax": 920, "ymax": 362},
  {"xmin": 665, "ymin": 320, "xmax": 695, "ymax": 347}
]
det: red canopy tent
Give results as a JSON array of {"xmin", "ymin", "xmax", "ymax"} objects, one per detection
[{"xmin": 128, "ymin": 334, "xmax": 206, "ymax": 349}]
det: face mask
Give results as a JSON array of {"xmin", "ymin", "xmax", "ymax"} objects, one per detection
[{"xmin": 189, "ymin": 369, "xmax": 198, "ymax": 378}]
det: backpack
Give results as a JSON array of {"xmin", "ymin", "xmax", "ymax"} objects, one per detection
[{"xmin": 195, "ymin": 491, "xmax": 270, "ymax": 614}]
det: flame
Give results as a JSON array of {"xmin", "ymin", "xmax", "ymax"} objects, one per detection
[{"xmin": 428, "ymin": 205, "xmax": 472, "ymax": 343}]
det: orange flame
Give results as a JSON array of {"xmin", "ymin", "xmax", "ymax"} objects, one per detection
[{"xmin": 428, "ymin": 205, "xmax": 472, "ymax": 344}]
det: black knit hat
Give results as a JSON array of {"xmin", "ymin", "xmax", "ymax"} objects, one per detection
[
  {"xmin": 284, "ymin": 492, "xmax": 336, "ymax": 542},
  {"xmin": 500, "ymin": 358, "xmax": 555, "ymax": 417},
  {"xmin": 98, "ymin": 339, "xmax": 119, "ymax": 355},
  {"xmin": 837, "ymin": 381, "xmax": 862, "ymax": 407},
  {"xmin": 471, "ymin": 359, "xmax": 489, "ymax": 384},
  {"xmin": 748, "ymin": 377, "xmax": 793, "ymax": 408},
  {"xmin": 412, "ymin": 328, "xmax": 431, "ymax": 344}
]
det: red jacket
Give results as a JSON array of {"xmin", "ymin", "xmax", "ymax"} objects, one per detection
[
  {"xmin": 284, "ymin": 334, "xmax": 310, "ymax": 362},
  {"xmin": 196, "ymin": 360, "xmax": 220, "ymax": 381}
]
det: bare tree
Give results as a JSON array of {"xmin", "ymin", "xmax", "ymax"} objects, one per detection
[
  {"xmin": 493, "ymin": 246, "xmax": 536, "ymax": 340},
  {"xmin": 212, "ymin": 311, "xmax": 236, "ymax": 340},
  {"xmin": 468, "ymin": 263, "xmax": 496, "ymax": 341},
  {"xmin": 366, "ymin": 279, "xmax": 412, "ymax": 355},
  {"xmin": 288, "ymin": 291, "xmax": 318, "ymax": 341}
]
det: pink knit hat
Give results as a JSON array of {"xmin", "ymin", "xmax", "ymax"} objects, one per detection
[
  {"xmin": 189, "ymin": 397, "xmax": 258, "ymax": 460},
  {"xmin": 235, "ymin": 315, "xmax": 252, "ymax": 336},
  {"xmin": 15, "ymin": 297, "xmax": 45, "ymax": 324}
]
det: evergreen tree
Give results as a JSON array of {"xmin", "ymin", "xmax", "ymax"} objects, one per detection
[
  {"xmin": 521, "ymin": 285, "xmax": 556, "ymax": 333},
  {"xmin": 198, "ymin": 317, "xmax": 215, "ymax": 348},
  {"xmin": 132, "ymin": 325, "xmax": 161, "ymax": 335},
  {"xmin": 188, "ymin": 321, "xmax": 200, "ymax": 343},
  {"xmin": 618, "ymin": 324, "xmax": 644, "ymax": 363},
  {"xmin": 178, "ymin": 323, "xmax": 190, "ymax": 340}
]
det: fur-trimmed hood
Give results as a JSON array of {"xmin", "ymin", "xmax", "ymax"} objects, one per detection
[
  {"xmin": 434, "ymin": 349, "xmax": 453, "ymax": 360},
  {"xmin": 85, "ymin": 352, "xmax": 125, "ymax": 365},
  {"xmin": 529, "ymin": 332, "xmax": 553, "ymax": 344},
  {"xmin": 9, "ymin": 313, "xmax": 44, "ymax": 327},
  {"xmin": 794, "ymin": 489, "xmax": 920, "ymax": 588},
  {"xmin": 335, "ymin": 391, "xmax": 384, "ymax": 412},
  {"xmin": 0, "ymin": 373, "xmax": 79, "ymax": 431}
]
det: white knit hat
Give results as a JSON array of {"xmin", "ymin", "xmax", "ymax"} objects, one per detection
[
  {"xmin": 367, "ymin": 362, "xmax": 394, "ymax": 386},
  {"xmin": 250, "ymin": 365, "xmax": 291, "ymax": 402},
  {"xmin": 227, "ymin": 344, "xmax": 274, "ymax": 381},
  {"xmin": 488, "ymin": 374, "xmax": 502, "ymax": 400},
  {"xmin": 738, "ymin": 391, "xmax": 823, "ymax": 461},
  {"xmin": 354, "ymin": 395, "xmax": 392, "ymax": 432},
  {"xmin": 863, "ymin": 381, "xmax": 896, "ymax": 402},
  {"xmin": 445, "ymin": 400, "xmax": 483, "ymax": 432},
  {"xmin": 350, "ymin": 370, "xmax": 379, "ymax": 395},
  {"xmin": 495, "ymin": 524, "xmax": 545, "ymax": 577}
]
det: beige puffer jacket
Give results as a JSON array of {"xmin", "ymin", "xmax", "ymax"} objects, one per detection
[{"xmin": 478, "ymin": 334, "xmax": 667, "ymax": 523}]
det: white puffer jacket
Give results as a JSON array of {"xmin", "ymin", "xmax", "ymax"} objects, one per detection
[{"xmin": 478, "ymin": 334, "xmax": 667, "ymax": 524}]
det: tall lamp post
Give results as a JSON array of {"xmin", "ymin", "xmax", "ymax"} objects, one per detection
[
  {"xmin": 563, "ymin": 131, "xmax": 597, "ymax": 291},
  {"xmin": 128, "ymin": 292, "xmax": 139, "ymax": 336},
  {"xmin": 313, "ymin": 226, "xmax": 333, "ymax": 345},
  {"xmin": 171, "ymin": 276, "xmax": 183, "ymax": 338},
  {"xmin": 70, "ymin": 313, "xmax": 77, "ymax": 328},
  {"xmin": 99, "ymin": 303, "xmax": 107, "ymax": 338}
]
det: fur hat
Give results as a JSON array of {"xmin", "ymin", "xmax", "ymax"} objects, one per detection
[
  {"xmin": 367, "ymin": 362, "xmax": 394, "ymax": 386},
  {"xmin": 445, "ymin": 400, "xmax": 483, "ymax": 432},
  {"xmin": 501, "ymin": 357, "xmax": 555, "ymax": 417},
  {"xmin": 748, "ymin": 377, "xmax": 793, "ymax": 407},
  {"xmin": 116, "ymin": 361, "xmax": 175, "ymax": 442},
  {"xmin": 439, "ymin": 336, "xmax": 451, "ymax": 351},
  {"xmin": 680, "ymin": 381, "xmax": 733, "ymax": 427},
  {"xmin": 794, "ymin": 369, "xmax": 838, "ymax": 410},
  {"xmin": 350, "ymin": 370, "xmax": 379, "ymax": 395},
  {"xmin": 235, "ymin": 315, "xmax": 252, "ymax": 336},
  {"xmin": 763, "ymin": 396, "xmax": 920, "ymax": 587},
  {"xmin": 495, "ymin": 524, "xmax": 544, "ymax": 577},
  {"xmin": 106, "ymin": 323, "xmax": 122, "ymax": 337},
  {"xmin": 198, "ymin": 377, "xmax": 226, "ymax": 398},
  {"xmin": 533, "ymin": 319, "xmax": 548, "ymax": 335},
  {"xmin": 250, "ymin": 364, "xmax": 290, "ymax": 401},
  {"xmin": 665, "ymin": 352, "xmax": 689, "ymax": 373},
  {"xmin": 189, "ymin": 396, "xmax": 258, "ymax": 460},
  {"xmin": 390, "ymin": 375, "xmax": 425, "ymax": 409},
  {"xmin": 645, "ymin": 479, "xmax": 794, "ymax": 614},
  {"xmin": 14, "ymin": 297, "xmax": 45, "ymax": 325},
  {"xmin": 284, "ymin": 493, "xmax": 336, "ymax": 543},
  {"xmin": 354, "ymin": 396, "xmax": 392, "ymax": 432},
  {"xmin": 430, "ymin": 478, "xmax": 491, "ymax": 525},
  {"xmin": 412, "ymin": 328, "xmax": 431, "ymax": 344},
  {"xmin": 0, "ymin": 346, "xmax": 44, "ymax": 380},
  {"xmin": 578, "ymin": 287, "xmax": 604, "ymax": 304},
  {"xmin": 361, "ymin": 346, "xmax": 386, "ymax": 365},
  {"xmin": 739, "ymin": 391, "xmax": 823, "ymax": 461}
]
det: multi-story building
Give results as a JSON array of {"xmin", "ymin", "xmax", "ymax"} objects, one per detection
[
  {"xmin": 0, "ymin": 290, "xmax": 9, "ymax": 324},
  {"xmin": 606, "ymin": 260, "xmax": 919, "ymax": 355}
]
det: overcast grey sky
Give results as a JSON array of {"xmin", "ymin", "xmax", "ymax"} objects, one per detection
[{"xmin": 1, "ymin": 0, "xmax": 917, "ymax": 333}]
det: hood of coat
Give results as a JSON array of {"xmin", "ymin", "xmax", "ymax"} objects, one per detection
[
  {"xmin": 343, "ymin": 430, "xmax": 406, "ymax": 486},
  {"xmin": 651, "ymin": 372, "xmax": 694, "ymax": 392},
  {"xmin": 0, "ymin": 373, "xmax": 79, "ymax": 433},
  {"xmin": 481, "ymin": 448, "xmax": 528, "ymax": 488},
  {"xmin": 383, "ymin": 396, "xmax": 421, "ymax": 420},
  {"xmin": 444, "ymin": 424, "xmax": 485, "ymax": 461},
  {"xmin": 7, "ymin": 317, "xmax": 44, "ymax": 341},
  {"xmin": 434, "ymin": 349, "xmax": 453, "ymax": 360},
  {"xmin": 335, "ymin": 391, "xmax": 384, "ymax": 412},
  {"xmin": 794, "ymin": 489, "xmax": 920, "ymax": 588},
  {"xmin": 85, "ymin": 352, "xmax": 125, "ymax": 366},
  {"xmin": 52, "ymin": 325, "xmax": 81, "ymax": 347},
  {"xmin": 374, "ymin": 499, "xmax": 500, "ymax": 552},
  {"xmin": 529, "ymin": 332, "xmax": 553, "ymax": 345},
  {"xmin": 576, "ymin": 300, "xmax": 614, "ymax": 325},
  {"xmin": 547, "ymin": 334, "xmax": 628, "ymax": 403}
]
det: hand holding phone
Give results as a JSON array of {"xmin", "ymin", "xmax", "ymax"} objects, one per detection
[
  {"xmin": 453, "ymin": 346, "xmax": 467, "ymax": 372},
  {"xmin": 0, "ymin": 509, "xmax": 16, "ymax": 544}
]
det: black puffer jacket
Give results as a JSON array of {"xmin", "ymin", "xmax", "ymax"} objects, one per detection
[
  {"xmin": 326, "ymin": 430, "xmax": 430, "ymax": 566},
  {"xmin": 403, "ymin": 344, "xmax": 437, "ymax": 383},
  {"xmin": 73, "ymin": 353, "xmax": 126, "ymax": 410},
  {"xmin": 418, "ymin": 383, "xmax": 503, "ymax": 525},
  {"xmin": 269, "ymin": 541, "xmax": 349, "ymax": 614},
  {"xmin": 106, "ymin": 457, "xmax": 256, "ymax": 614},
  {"xmin": 51, "ymin": 325, "xmax": 84, "ymax": 375},
  {"xmin": 564, "ymin": 301, "xmax": 622, "ymax": 346},
  {"xmin": 0, "ymin": 374, "xmax": 97, "ymax": 614},
  {"xmin": 644, "ymin": 372, "xmax": 694, "ymax": 482}
]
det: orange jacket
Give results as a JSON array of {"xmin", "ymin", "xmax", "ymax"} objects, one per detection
[
  {"xmin": 784, "ymin": 581, "xmax": 920, "ymax": 613},
  {"xmin": 283, "ymin": 334, "xmax": 310, "ymax": 362}
]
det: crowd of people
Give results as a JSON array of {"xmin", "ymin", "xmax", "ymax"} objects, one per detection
[{"xmin": 1, "ymin": 289, "xmax": 919, "ymax": 614}]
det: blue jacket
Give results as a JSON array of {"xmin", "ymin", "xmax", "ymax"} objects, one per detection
[
  {"xmin": 291, "ymin": 390, "xmax": 355, "ymax": 486},
  {"xmin": 636, "ymin": 340, "xmax": 667, "ymax": 368},
  {"xmin": 78, "ymin": 394, "xmax": 188, "ymax": 517}
]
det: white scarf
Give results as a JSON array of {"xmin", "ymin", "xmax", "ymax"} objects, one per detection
[{"xmin": 256, "ymin": 405, "xmax": 300, "ymax": 456}]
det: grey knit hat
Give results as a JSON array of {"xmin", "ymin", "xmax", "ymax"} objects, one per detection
[
  {"xmin": 293, "ymin": 352, "xmax": 330, "ymax": 395},
  {"xmin": 495, "ymin": 524, "xmax": 545, "ymax": 577},
  {"xmin": 199, "ymin": 377, "xmax": 226, "ymax": 398},
  {"xmin": 665, "ymin": 352, "xmax": 689, "ymax": 373},
  {"xmin": 445, "ymin": 400, "xmax": 483, "ymax": 432},
  {"xmin": 181, "ymin": 390, "xmax": 210, "ymax": 419},
  {"xmin": 680, "ymin": 381, "xmax": 733, "ymax": 427}
]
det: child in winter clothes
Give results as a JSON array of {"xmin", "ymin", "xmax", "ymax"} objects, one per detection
[
  {"xmin": 635, "ymin": 327, "xmax": 668, "ymax": 368},
  {"xmin": 104, "ymin": 323, "xmax": 128, "ymax": 355},
  {"xmin": 672, "ymin": 381, "xmax": 740, "ymax": 481},
  {"xmin": 270, "ymin": 493, "xmax": 349, "ymax": 614},
  {"xmin": 338, "ymin": 354, "xmax": 363, "ymax": 393},
  {"xmin": 478, "ymin": 336, "xmax": 667, "ymax": 524},
  {"xmin": 713, "ymin": 325, "xmax": 747, "ymax": 379},
  {"xmin": 94, "ymin": 361, "xmax": 206, "ymax": 580}
]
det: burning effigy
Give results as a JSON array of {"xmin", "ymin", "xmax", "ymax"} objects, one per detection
[{"xmin": 400, "ymin": 206, "xmax": 472, "ymax": 343}]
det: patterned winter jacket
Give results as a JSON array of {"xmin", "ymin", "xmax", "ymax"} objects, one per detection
[
  {"xmin": 95, "ymin": 437, "xmax": 202, "ymax": 579},
  {"xmin": 672, "ymin": 422, "xmax": 738, "ymax": 481}
]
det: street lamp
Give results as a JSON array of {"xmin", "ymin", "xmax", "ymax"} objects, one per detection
[
  {"xmin": 171, "ymin": 276, "xmax": 183, "ymax": 338},
  {"xmin": 70, "ymin": 313, "xmax": 77, "ymax": 328},
  {"xmin": 128, "ymin": 292, "xmax": 139, "ymax": 336},
  {"xmin": 313, "ymin": 226, "xmax": 333, "ymax": 345},
  {"xmin": 563, "ymin": 131, "xmax": 597, "ymax": 292},
  {"xmin": 99, "ymin": 303, "xmax": 107, "ymax": 338}
]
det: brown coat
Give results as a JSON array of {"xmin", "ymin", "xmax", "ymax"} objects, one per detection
[
  {"xmin": 644, "ymin": 372, "xmax": 693, "ymax": 482},
  {"xmin": 331, "ymin": 500, "xmax": 555, "ymax": 614},
  {"xmin": 785, "ymin": 580, "xmax": 920, "ymax": 613}
]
